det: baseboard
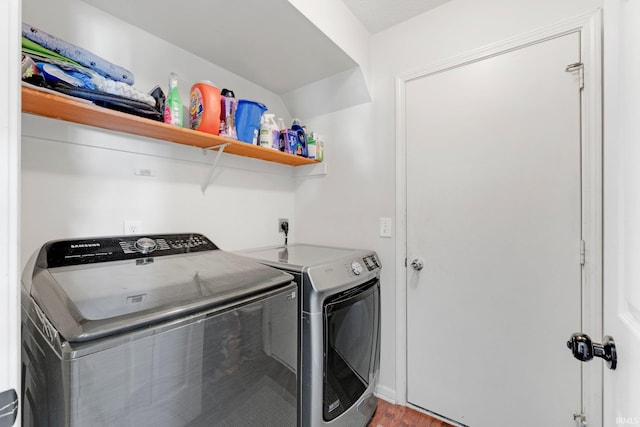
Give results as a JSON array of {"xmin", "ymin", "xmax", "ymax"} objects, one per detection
[{"xmin": 374, "ymin": 385, "xmax": 397, "ymax": 404}]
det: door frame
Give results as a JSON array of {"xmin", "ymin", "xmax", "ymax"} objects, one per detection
[
  {"xmin": 394, "ymin": 10, "xmax": 603, "ymax": 423},
  {"xmin": 1, "ymin": 0, "xmax": 22, "ymax": 424}
]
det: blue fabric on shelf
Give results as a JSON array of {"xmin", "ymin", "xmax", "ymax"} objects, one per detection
[
  {"xmin": 23, "ymin": 50, "xmax": 155, "ymax": 106},
  {"xmin": 22, "ymin": 22, "xmax": 135, "ymax": 85}
]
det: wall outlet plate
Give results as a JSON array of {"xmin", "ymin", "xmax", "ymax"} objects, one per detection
[
  {"xmin": 279, "ymin": 218, "xmax": 289, "ymax": 233},
  {"xmin": 124, "ymin": 220, "xmax": 142, "ymax": 235}
]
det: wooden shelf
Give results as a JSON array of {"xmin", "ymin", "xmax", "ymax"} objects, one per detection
[{"xmin": 21, "ymin": 86, "xmax": 318, "ymax": 167}]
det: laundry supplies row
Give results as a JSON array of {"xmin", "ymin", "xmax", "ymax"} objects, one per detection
[
  {"xmin": 164, "ymin": 76, "xmax": 267, "ymax": 144},
  {"xmin": 259, "ymin": 118, "xmax": 325, "ymax": 161},
  {"xmin": 166, "ymin": 76, "xmax": 324, "ymax": 161}
]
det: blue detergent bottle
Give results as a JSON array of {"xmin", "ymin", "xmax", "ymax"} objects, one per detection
[{"xmin": 291, "ymin": 118, "xmax": 307, "ymax": 157}]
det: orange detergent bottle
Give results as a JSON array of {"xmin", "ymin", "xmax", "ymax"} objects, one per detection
[{"xmin": 189, "ymin": 80, "xmax": 221, "ymax": 135}]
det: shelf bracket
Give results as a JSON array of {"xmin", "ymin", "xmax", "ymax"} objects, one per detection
[
  {"xmin": 295, "ymin": 161, "xmax": 328, "ymax": 177},
  {"xmin": 201, "ymin": 142, "xmax": 231, "ymax": 193}
]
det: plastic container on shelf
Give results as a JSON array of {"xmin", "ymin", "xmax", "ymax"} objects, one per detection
[
  {"xmin": 291, "ymin": 120, "xmax": 307, "ymax": 157},
  {"xmin": 259, "ymin": 113, "xmax": 280, "ymax": 150},
  {"xmin": 236, "ymin": 99, "xmax": 267, "ymax": 144},
  {"xmin": 163, "ymin": 72, "xmax": 183, "ymax": 126},
  {"xmin": 219, "ymin": 88, "xmax": 237, "ymax": 139},
  {"xmin": 189, "ymin": 80, "xmax": 221, "ymax": 135},
  {"xmin": 276, "ymin": 117, "xmax": 287, "ymax": 151},
  {"xmin": 315, "ymin": 134, "xmax": 324, "ymax": 162},
  {"xmin": 306, "ymin": 131, "xmax": 317, "ymax": 160}
]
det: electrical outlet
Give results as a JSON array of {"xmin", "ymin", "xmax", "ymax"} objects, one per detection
[
  {"xmin": 134, "ymin": 168, "xmax": 155, "ymax": 177},
  {"xmin": 279, "ymin": 218, "xmax": 289, "ymax": 233},
  {"xmin": 124, "ymin": 220, "xmax": 142, "ymax": 235}
]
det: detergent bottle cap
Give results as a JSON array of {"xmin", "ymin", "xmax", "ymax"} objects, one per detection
[
  {"xmin": 221, "ymin": 88, "xmax": 235, "ymax": 98},
  {"xmin": 168, "ymin": 72, "xmax": 179, "ymax": 88}
]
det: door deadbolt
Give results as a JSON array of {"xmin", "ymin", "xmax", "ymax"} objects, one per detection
[
  {"xmin": 410, "ymin": 258, "xmax": 424, "ymax": 271},
  {"xmin": 567, "ymin": 332, "xmax": 617, "ymax": 370}
]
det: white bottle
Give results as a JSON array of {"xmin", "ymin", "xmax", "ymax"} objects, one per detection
[
  {"xmin": 307, "ymin": 131, "xmax": 317, "ymax": 160},
  {"xmin": 259, "ymin": 113, "xmax": 280, "ymax": 149}
]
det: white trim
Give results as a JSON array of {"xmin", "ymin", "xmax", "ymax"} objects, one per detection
[
  {"xmin": 394, "ymin": 10, "xmax": 603, "ymax": 423},
  {"xmin": 0, "ymin": 0, "xmax": 22, "ymax": 423},
  {"xmin": 374, "ymin": 384, "xmax": 397, "ymax": 404},
  {"xmin": 394, "ymin": 68, "xmax": 408, "ymax": 405},
  {"xmin": 398, "ymin": 10, "xmax": 599, "ymax": 83},
  {"xmin": 578, "ymin": 11, "xmax": 604, "ymax": 426}
]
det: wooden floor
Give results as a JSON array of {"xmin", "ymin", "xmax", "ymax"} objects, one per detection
[{"xmin": 368, "ymin": 399, "xmax": 454, "ymax": 427}]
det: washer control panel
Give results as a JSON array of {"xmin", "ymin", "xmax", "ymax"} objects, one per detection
[
  {"xmin": 42, "ymin": 233, "xmax": 218, "ymax": 268},
  {"xmin": 345, "ymin": 254, "xmax": 380, "ymax": 277},
  {"xmin": 362, "ymin": 254, "xmax": 380, "ymax": 271}
]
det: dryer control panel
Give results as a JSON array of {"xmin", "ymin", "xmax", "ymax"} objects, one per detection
[{"xmin": 39, "ymin": 233, "xmax": 218, "ymax": 268}]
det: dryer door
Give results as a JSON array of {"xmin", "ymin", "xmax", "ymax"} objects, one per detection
[{"xmin": 322, "ymin": 279, "xmax": 380, "ymax": 421}]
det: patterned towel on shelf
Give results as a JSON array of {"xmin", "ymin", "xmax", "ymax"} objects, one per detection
[{"xmin": 22, "ymin": 22, "xmax": 135, "ymax": 85}]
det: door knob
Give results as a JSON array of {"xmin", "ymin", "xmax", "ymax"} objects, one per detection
[
  {"xmin": 567, "ymin": 332, "xmax": 617, "ymax": 370},
  {"xmin": 410, "ymin": 258, "xmax": 424, "ymax": 271}
]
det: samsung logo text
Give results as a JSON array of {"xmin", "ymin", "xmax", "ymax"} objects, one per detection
[{"xmin": 617, "ymin": 417, "xmax": 640, "ymax": 425}]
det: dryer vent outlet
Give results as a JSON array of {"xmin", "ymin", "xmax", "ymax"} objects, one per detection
[{"xmin": 279, "ymin": 219, "xmax": 289, "ymax": 233}]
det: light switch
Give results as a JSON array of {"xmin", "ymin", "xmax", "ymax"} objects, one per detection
[{"xmin": 379, "ymin": 217, "xmax": 392, "ymax": 238}]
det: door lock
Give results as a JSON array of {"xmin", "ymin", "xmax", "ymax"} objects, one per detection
[
  {"xmin": 567, "ymin": 332, "xmax": 617, "ymax": 370},
  {"xmin": 573, "ymin": 412, "xmax": 587, "ymax": 427},
  {"xmin": 410, "ymin": 258, "xmax": 424, "ymax": 271}
]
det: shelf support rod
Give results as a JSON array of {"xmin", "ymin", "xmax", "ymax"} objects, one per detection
[{"xmin": 201, "ymin": 142, "xmax": 231, "ymax": 193}]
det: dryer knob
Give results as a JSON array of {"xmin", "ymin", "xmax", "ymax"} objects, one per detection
[
  {"xmin": 351, "ymin": 261, "xmax": 363, "ymax": 275},
  {"xmin": 135, "ymin": 237, "xmax": 157, "ymax": 254}
]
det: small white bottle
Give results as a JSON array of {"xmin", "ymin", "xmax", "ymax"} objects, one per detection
[
  {"xmin": 259, "ymin": 113, "xmax": 280, "ymax": 149},
  {"xmin": 316, "ymin": 134, "xmax": 324, "ymax": 162},
  {"xmin": 307, "ymin": 131, "xmax": 317, "ymax": 160}
]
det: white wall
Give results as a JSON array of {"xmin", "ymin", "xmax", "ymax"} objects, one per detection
[
  {"xmin": 21, "ymin": 115, "xmax": 297, "ymax": 261},
  {"xmin": 21, "ymin": 0, "xmax": 298, "ymax": 266},
  {"xmin": 295, "ymin": 0, "xmax": 601, "ymax": 402}
]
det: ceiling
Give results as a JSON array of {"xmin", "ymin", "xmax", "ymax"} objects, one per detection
[
  {"xmin": 81, "ymin": 0, "xmax": 450, "ymax": 96},
  {"xmin": 343, "ymin": 0, "xmax": 451, "ymax": 33}
]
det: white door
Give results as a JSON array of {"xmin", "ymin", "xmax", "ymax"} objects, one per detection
[
  {"xmin": 603, "ymin": 1, "xmax": 640, "ymax": 425},
  {"xmin": 405, "ymin": 32, "xmax": 586, "ymax": 426}
]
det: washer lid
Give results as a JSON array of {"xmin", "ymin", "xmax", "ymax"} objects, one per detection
[{"xmin": 24, "ymin": 234, "xmax": 293, "ymax": 342}]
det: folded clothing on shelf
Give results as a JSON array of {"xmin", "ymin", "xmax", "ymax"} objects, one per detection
[
  {"xmin": 51, "ymin": 81, "xmax": 163, "ymax": 122},
  {"xmin": 22, "ymin": 49, "xmax": 156, "ymax": 106},
  {"xmin": 23, "ymin": 22, "xmax": 135, "ymax": 85},
  {"xmin": 22, "ymin": 52, "xmax": 164, "ymax": 122},
  {"xmin": 22, "ymin": 36, "xmax": 81, "ymax": 67}
]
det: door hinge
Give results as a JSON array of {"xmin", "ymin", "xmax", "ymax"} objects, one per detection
[
  {"xmin": 573, "ymin": 412, "xmax": 587, "ymax": 427},
  {"xmin": 404, "ymin": 257, "xmax": 407, "ymax": 267},
  {"xmin": 566, "ymin": 62, "xmax": 584, "ymax": 90},
  {"xmin": 580, "ymin": 240, "xmax": 586, "ymax": 266}
]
